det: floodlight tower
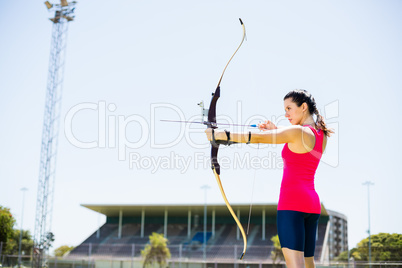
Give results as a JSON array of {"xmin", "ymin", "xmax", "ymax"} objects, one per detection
[
  {"xmin": 362, "ymin": 181, "xmax": 374, "ymax": 268},
  {"xmin": 32, "ymin": 1, "xmax": 76, "ymax": 268}
]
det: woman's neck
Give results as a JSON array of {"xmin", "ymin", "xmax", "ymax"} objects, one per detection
[{"xmin": 301, "ymin": 116, "xmax": 315, "ymax": 127}]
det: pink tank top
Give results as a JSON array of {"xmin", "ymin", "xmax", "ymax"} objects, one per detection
[{"xmin": 277, "ymin": 125, "xmax": 324, "ymax": 214}]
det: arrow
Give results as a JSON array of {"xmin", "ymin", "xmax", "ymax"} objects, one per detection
[{"xmin": 160, "ymin": 119, "xmax": 258, "ymax": 128}]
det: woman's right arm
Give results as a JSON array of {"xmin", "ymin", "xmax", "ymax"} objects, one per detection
[{"xmin": 206, "ymin": 125, "xmax": 304, "ymax": 145}]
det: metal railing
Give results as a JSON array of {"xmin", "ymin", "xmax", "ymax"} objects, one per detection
[
  {"xmin": 67, "ymin": 243, "xmax": 278, "ymax": 262},
  {"xmin": 1, "ymin": 242, "xmax": 401, "ymax": 268}
]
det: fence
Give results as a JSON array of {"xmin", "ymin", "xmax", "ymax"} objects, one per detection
[
  {"xmin": 67, "ymin": 243, "xmax": 278, "ymax": 262},
  {"xmin": 1, "ymin": 242, "xmax": 401, "ymax": 268}
]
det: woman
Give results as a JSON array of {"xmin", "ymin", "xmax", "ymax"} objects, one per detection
[{"xmin": 205, "ymin": 89, "xmax": 333, "ymax": 268}]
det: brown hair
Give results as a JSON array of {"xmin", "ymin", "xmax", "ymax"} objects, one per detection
[{"xmin": 284, "ymin": 89, "xmax": 334, "ymax": 137}]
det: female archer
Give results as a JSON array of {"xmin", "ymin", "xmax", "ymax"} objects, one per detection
[{"xmin": 205, "ymin": 89, "xmax": 333, "ymax": 268}]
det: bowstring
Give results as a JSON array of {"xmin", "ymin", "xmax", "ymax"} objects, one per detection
[{"xmin": 247, "ymin": 142, "xmax": 260, "ymax": 235}]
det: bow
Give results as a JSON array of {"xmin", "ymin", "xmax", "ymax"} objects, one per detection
[{"xmin": 204, "ymin": 18, "xmax": 247, "ymax": 260}]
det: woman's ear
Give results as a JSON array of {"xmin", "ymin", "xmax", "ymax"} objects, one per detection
[{"xmin": 302, "ymin": 102, "xmax": 308, "ymax": 112}]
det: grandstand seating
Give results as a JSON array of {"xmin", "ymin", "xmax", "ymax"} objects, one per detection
[{"xmin": 68, "ymin": 222, "xmax": 325, "ymax": 261}]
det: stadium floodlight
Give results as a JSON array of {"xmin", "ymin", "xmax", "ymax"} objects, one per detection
[
  {"xmin": 201, "ymin": 185, "xmax": 210, "ymax": 262},
  {"xmin": 44, "ymin": 1, "xmax": 53, "ymax": 9},
  {"xmin": 362, "ymin": 181, "xmax": 374, "ymax": 268},
  {"xmin": 18, "ymin": 187, "xmax": 28, "ymax": 268},
  {"xmin": 60, "ymin": 0, "xmax": 68, "ymax": 7}
]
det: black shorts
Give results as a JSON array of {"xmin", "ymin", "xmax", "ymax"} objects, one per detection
[{"xmin": 277, "ymin": 210, "xmax": 320, "ymax": 257}]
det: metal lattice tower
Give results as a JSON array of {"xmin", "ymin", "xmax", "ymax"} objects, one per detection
[{"xmin": 33, "ymin": 1, "xmax": 76, "ymax": 268}]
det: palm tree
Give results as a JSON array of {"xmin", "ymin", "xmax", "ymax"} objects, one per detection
[{"xmin": 141, "ymin": 233, "xmax": 171, "ymax": 268}]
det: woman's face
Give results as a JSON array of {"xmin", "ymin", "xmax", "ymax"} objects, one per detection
[{"xmin": 284, "ymin": 98, "xmax": 307, "ymax": 125}]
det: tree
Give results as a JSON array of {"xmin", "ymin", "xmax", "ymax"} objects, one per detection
[
  {"xmin": 54, "ymin": 245, "xmax": 75, "ymax": 257},
  {"xmin": 337, "ymin": 233, "xmax": 402, "ymax": 262},
  {"xmin": 335, "ymin": 248, "xmax": 358, "ymax": 261},
  {"xmin": 4, "ymin": 229, "xmax": 34, "ymax": 255},
  {"xmin": 270, "ymin": 234, "xmax": 284, "ymax": 264},
  {"xmin": 0, "ymin": 224, "xmax": 33, "ymax": 267},
  {"xmin": 43, "ymin": 232, "xmax": 55, "ymax": 250},
  {"xmin": 141, "ymin": 233, "xmax": 171, "ymax": 268},
  {"xmin": 0, "ymin": 206, "xmax": 16, "ymax": 244}
]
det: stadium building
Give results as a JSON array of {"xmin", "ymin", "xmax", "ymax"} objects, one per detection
[{"xmin": 66, "ymin": 203, "xmax": 347, "ymax": 267}]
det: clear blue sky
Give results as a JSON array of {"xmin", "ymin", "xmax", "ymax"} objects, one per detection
[{"xmin": 0, "ymin": 0, "xmax": 401, "ymax": 252}]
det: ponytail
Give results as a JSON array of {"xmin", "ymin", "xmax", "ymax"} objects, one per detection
[{"xmin": 313, "ymin": 108, "xmax": 334, "ymax": 137}]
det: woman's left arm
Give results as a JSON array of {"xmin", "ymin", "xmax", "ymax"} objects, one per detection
[{"xmin": 205, "ymin": 125, "xmax": 303, "ymax": 145}]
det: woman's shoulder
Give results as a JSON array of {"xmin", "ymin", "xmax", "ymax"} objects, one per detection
[
  {"xmin": 303, "ymin": 125, "xmax": 327, "ymax": 152},
  {"xmin": 276, "ymin": 125, "xmax": 313, "ymax": 144},
  {"xmin": 281, "ymin": 125, "xmax": 314, "ymax": 136},
  {"xmin": 285, "ymin": 125, "xmax": 317, "ymax": 153}
]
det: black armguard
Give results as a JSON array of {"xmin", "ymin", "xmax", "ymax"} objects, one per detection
[
  {"xmin": 246, "ymin": 131, "xmax": 251, "ymax": 144},
  {"xmin": 224, "ymin": 130, "xmax": 233, "ymax": 146}
]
